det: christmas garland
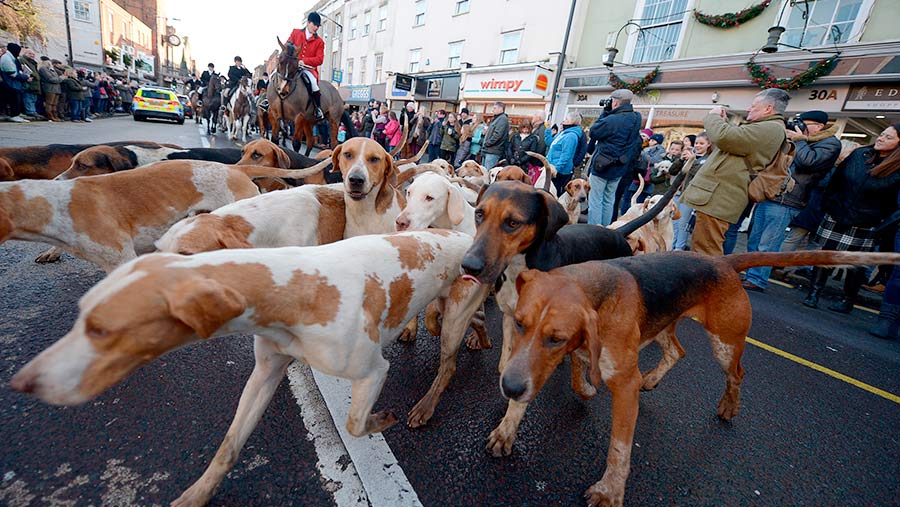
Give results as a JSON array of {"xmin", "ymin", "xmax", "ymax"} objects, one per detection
[
  {"xmin": 746, "ymin": 55, "xmax": 840, "ymax": 91},
  {"xmin": 694, "ymin": 0, "xmax": 772, "ymax": 29},
  {"xmin": 608, "ymin": 67, "xmax": 659, "ymax": 94}
]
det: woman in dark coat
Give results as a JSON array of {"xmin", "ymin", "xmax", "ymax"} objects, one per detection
[
  {"xmin": 508, "ymin": 122, "xmax": 539, "ymax": 171},
  {"xmin": 804, "ymin": 124, "xmax": 900, "ymax": 312}
]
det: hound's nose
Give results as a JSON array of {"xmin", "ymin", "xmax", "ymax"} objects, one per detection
[
  {"xmin": 501, "ymin": 375, "xmax": 526, "ymax": 400},
  {"xmin": 461, "ymin": 253, "xmax": 484, "ymax": 277},
  {"xmin": 10, "ymin": 371, "xmax": 36, "ymax": 394},
  {"xmin": 395, "ymin": 215, "xmax": 410, "ymax": 231},
  {"xmin": 348, "ymin": 174, "xmax": 366, "ymax": 188},
  {"xmin": 578, "ymin": 195, "xmax": 587, "ymax": 202}
]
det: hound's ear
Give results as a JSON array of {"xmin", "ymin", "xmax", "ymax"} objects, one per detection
[
  {"xmin": 670, "ymin": 203, "xmax": 681, "ymax": 220},
  {"xmin": 539, "ymin": 192, "xmax": 569, "ymax": 241},
  {"xmin": 110, "ymin": 147, "xmax": 136, "ymax": 171},
  {"xmin": 375, "ymin": 149, "xmax": 398, "ymax": 213},
  {"xmin": 565, "ymin": 180, "xmax": 575, "ymax": 195},
  {"xmin": 275, "ymin": 146, "xmax": 291, "ymax": 168},
  {"xmin": 0, "ymin": 207, "xmax": 14, "ymax": 242},
  {"xmin": 383, "ymin": 149, "xmax": 398, "ymax": 188},
  {"xmin": 216, "ymin": 227, "xmax": 253, "ymax": 249},
  {"xmin": 0, "ymin": 159, "xmax": 12, "ymax": 180},
  {"xmin": 475, "ymin": 183, "xmax": 489, "ymax": 204},
  {"xmin": 447, "ymin": 185, "xmax": 467, "ymax": 226},
  {"xmin": 330, "ymin": 144, "xmax": 343, "ymax": 173},
  {"xmin": 583, "ymin": 309, "xmax": 603, "ymax": 388},
  {"xmin": 515, "ymin": 269, "xmax": 539, "ymax": 294},
  {"xmin": 627, "ymin": 236, "xmax": 646, "ymax": 255},
  {"xmin": 165, "ymin": 278, "xmax": 247, "ymax": 339}
]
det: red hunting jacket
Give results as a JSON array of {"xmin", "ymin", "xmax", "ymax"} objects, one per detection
[{"xmin": 287, "ymin": 29, "xmax": 325, "ymax": 80}]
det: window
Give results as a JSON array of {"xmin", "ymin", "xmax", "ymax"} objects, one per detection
[
  {"xmin": 780, "ymin": 0, "xmax": 871, "ymax": 47},
  {"xmin": 414, "ymin": 0, "xmax": 426, "ymax": 26},
  {"xmin": 347, "ymin": 58, "xmax": 354, "ymax": 85},
  {"xmin": 350, "ymin": 16, "xmax": 358, "ymax": 39},
  {"xmin": 454, "ymin": 0, "xmax": 469, "ymax": 15},
  {"xmin": 363, "ymin": 10, "xmax": 371, "ymax": 36},
  {"xmin": 500, "ymin": 31, "xmax": 521, "ymax": 64},
  {"xmin": 122, "ymin": 20, "xmax": 128, "ymax": 39},
  {"xmin": 630, "ymin": 0, "xmax": 688, "ymax": 64},
  {"xmin": 73, "ymin": 0, "xmax": 91, "ymax": 22},
  {"xmin": 374, "ymin": 53, "xmax": 383, "ymax": 83},
  {"xmin": 332, "ymin": 50, "xmax": 340, "ymax": 71},
  {"xmin": 333, "ymin": 14, "xmax": 342, "ymax": 40},
  {"xmin": 360, "ymin": 56, "xmax": 367, "ymax": 84},
  {"xmin": 448, "ymin": 40, "xmax": 463, "ymax": 68},
  {"xmin": 108, "ymin": 12, "xmax": 114, "ymax": 42},
  {"xmin": 378, "ymin": 4, "xmax": 388, "ymax": 31},
  {"xmin": 409, "ymin": 48, "xmax": 422, "ymax": 73}
]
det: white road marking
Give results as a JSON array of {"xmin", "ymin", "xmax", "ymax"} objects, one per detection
[
  {"xmin": 286, "ymin": 362, "xmax": 369, "ymax": 507},
  {"xmin": 197, "ymin": 123, "xmax": 210, "ymax": 148},
  {"xmin": 295, "ymin": 367, "xmax": 423, "ymax": 507}
]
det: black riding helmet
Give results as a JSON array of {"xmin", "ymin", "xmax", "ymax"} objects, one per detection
[
  {"xmin": 308, "ymin": 11, "xmax": 321, "ymax": 26},
  {"xmin": 234, "ymin": 56, "xmax": 242, "ymax": 62}
]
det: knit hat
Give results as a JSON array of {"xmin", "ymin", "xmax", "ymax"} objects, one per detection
[
  {"xmin": 640, "ymin": 128, "xmax": 654, "ymax": 139},
  {"xmin": 650, "ymin": 133, "xmax": 665, "ymax": 144},
  {"xmin": 40, "ymin": 56, "xmax": 50, "ymax": 61},
  {"xmin": 798, "ymin": 110, "xmax": 828, "ymax": 125}
]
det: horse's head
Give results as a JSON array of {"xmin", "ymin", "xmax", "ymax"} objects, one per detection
[{"xmin": 275, "ymin": 37, "xmax": 299, "ymax": 97}]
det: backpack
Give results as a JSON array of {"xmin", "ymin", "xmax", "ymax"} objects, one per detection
[{"xmin": 745, "ymin": 136, "xmax": 795, "ymax": 203}]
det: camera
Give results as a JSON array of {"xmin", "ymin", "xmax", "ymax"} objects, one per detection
[
  {"xmin": 599, "ymin": 98, "xmax": 613, "ymax": 108},
  {"xmin": 785, "ymin": 114, "xmax": 807, "ymax": 132}
]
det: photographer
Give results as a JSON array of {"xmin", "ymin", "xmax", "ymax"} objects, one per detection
[
  {"xmin": 742, "ymin": 110, "xmax": 840, "ymax": 292},
  {"xmin": 681, "ymin": 88, "xmax": 790, "ymax": 256},
  {"xmin": 586, "ymin": 89, "xmax": 643, "ymax": 226}
]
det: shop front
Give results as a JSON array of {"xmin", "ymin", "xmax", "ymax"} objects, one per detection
[
  {"xmin": 460, "ymin": 64, "xmax": 552, "ymax": 127},
  {"xmin": 411, "ymin": 72, "xmax": 461, "ymax": 114}
]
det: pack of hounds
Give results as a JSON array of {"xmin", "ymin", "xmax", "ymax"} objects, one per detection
[{"xmin": 2, "ymin": 131, "xmax": 897, "ymax": 507}]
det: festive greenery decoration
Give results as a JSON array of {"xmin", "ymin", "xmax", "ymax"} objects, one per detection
[
  {"xmin": 694, "ymin": 0, "xmax": 772, "ymax": 29},
  {"xmin": 746, "ymin": 55, "xmax": 840, "ymax": 91},
  {"xmin": 608, "ymin": 67, "xmax": 659, "ymax": 94}
]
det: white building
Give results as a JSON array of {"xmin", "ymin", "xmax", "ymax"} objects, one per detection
[
  {"xmin": 14, "ymin": 0, "xmax": 105, "ymax": 70},
  {"xmin": 99, "ymin": 0, "xmax": 153, "ymax": 80},
  {"xmin": 311, "ymin": 0, "xmax": 587, "ymax": 124}
]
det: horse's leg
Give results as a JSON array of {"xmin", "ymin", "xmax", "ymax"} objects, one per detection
[
  {"xmin": 292, "ymin": 115, "xmax": 305, "ymax": 153},
  {"xmin": 330, "ymin": 116, "xmax": 339, "ymax": 149}
]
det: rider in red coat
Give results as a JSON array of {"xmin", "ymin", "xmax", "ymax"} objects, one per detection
[{"xmin": 287, "ymin": 11, "xmax": 325, "ymax": 120}]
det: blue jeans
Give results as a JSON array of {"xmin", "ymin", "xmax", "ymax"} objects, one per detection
[
  {"xmin": 81, "ymin": 98, "xmax": 91, "ymax": 119},
  {"xmin": 588, "ymin": 174, "xmax": 621, "ymax": 226},
  {"xmin": 23, "ymin": 92, "xmax": 38, "ymax": 115},
  {"xmin": 745, "ymin": 201, "xmax": 801, "ymax": 288},
  {"xmin": 68, "ymin": 99, "xmax": 82, "ymax": 121},
  {"xmin": 427, "ymin": 144, "xmax": 442, "ymax": 163},
  {"xmin": 482, "ymin": 153, "xmax": 501, "ymax": 170},
  {"xmin": 672, "ymin": 195, "xmax": 693, "ymax": 250}
]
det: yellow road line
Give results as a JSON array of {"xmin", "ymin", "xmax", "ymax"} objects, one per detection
[
  {"xmin": 762, "ymin": 278, "xmax": 880, "ymax": 314},
  {"xmin": 745, "ymin": 337, "xmax": 900, "ymax": 404}
]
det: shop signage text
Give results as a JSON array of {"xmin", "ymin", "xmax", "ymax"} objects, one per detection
[
  {"xmin": 479, "ymin": 78, "xmax": 524, "ymax": 92},
  {"xmin": 843, "ymin": 84, "xmax": 900, "ymax": 111}
]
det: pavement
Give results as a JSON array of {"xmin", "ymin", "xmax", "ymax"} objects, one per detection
[{"xmin": 1, "ymin": 116, "xmax": 899, "ymax": 507}]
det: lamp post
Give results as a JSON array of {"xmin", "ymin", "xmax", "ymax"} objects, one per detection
[
  {"xmin": 548, "ymin": 0, "xmax": 578, "ymax": 121},
  {"xmin": 63, "ymin": 0, "xmax": 74, "ymax": 66}
]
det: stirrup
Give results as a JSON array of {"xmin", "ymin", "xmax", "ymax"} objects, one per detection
[{"xmin": 315, "ymin": 107, "xmax": 324, "ymax": 120}]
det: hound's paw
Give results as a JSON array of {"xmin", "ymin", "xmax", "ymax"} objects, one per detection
[
  {"xmin": 407, "ymin": 397, "xmax": 436, "ymax": 428},
  {"xmin": 398, "ymin": 328, "xmax": 417, "ymax": 342},
  {"xmin": 573, "ymin": 379, "xmax": 597, "ymax": 400},
  {"xmin": 640, "ymin": 373, "xmax": 661, "ymax": 392},
  {"xmin": 34, "ymin": 249, "xmax": 62, "ymax": 264},
  {"xmin": 717, "ymin": 396, "xmax": 741, "ymax": 421},
  {"xmin": 366, "ymin": 410, "xmax": 399, "ymax": 434},
  {"xmin": 584, "ymin": 481, "xmax": 624, "ymax": 507},
  {"xmin": 485, "ymin": 427, "xmax": 515, "ymax": 457},
  {"xmin": 465, "ymin": 330, "xmax": 492, "ymax": 350},
  {"xmin": 171, "ymin": 484, "xmax": 215, "ymax": 507}
]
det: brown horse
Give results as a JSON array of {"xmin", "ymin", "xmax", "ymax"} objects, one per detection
[
  {"xmin": 189, "ymin": 89, "xmax": 202, "ymax": 124},
  {"xmin": 267, "ymin": 37, "xmax": 351, "ymax": 155}
]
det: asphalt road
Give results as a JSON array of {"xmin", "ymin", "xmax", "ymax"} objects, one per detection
[{"xmin": 1, "ymin": 117, "xmax": 899, "ymax": 507}]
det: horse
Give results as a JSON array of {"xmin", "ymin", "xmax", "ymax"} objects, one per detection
[
  {"xmin": 189, "ymin": 89, "xmax": 202, "ymax": 125},
  {"xmin": 267, "ymin": 37, "xmax": 355, "ymax": 156},
  {"xmin": 226, "ymin": 76, "xmax": 253, "ymax": 143},
  {"xmin": 203, "ymin": 75, "xmax": 223, "ymax": 135}
]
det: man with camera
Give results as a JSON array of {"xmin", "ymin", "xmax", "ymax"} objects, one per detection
[
  {"xmin": 681, "ymin": 88, "xmax": 791, "ymax": 256},
  {"xmin": 586, "ymin": 89, "xmax": 643, "ymax": 226},
  {"xmin": 741, "ymin": 110, "xmax": 841, "ymax": 292}
]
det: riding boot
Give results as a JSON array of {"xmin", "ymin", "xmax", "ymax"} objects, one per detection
[
  {"xmin": 829, "ymin": 267, "xmax": 866, "ymax": 314},
  {"xmin": 312, "ymin": 90, "xmax": 324, "ymax": 120},
  {"xmin": 869, "ymin": 303, "xmax": 900, "ymax": 340},
  {"xmin": 802, "ymin": 267, "xmax": 831, "ymax": 309}
]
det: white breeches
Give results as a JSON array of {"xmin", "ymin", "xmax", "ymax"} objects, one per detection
[{"xmin": 302, "ymin": 69, "xmax": 320, "ymax": 92}]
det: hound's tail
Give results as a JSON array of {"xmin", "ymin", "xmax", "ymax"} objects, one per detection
[
  {"xmin": 234, "ymin": 157, "xmax": 332, "ymax": 180},
  {"xmin": 525, "ymin": 151, "xmax": 558, "ymax": 194},
  {"xmin": 396, "ymin": 140, "xmax": 429, "ymax": 167},
  {"xmin": 726, "ymin": 251, "xmax": 900, "ymax": 273},
  {"xmin": 389, "ymin": 115, "xmax": 409, "ymax": 157},
  {"xmin": 615, "ymin": 171, "xmax": 685, "ymax": 238},
  {"xmin": 630, "ymin": 175, "xmax": 645, "ymax": 208}
]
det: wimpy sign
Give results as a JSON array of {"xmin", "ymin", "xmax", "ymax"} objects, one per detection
[
  {"xmin": 479, "ymin": 78, "xmax": 525, "ymax": 92},
  {"xmin": 463, "ymin": 69, "xmax": 537, "ymax": 98}
]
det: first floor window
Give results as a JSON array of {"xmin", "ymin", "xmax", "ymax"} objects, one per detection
[{"xmin": 409, "ymin": 48, "xmax": 421, "ymax": 73}]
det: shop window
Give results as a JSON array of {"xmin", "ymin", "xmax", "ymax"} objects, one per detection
[
  {"xmin": 448, "ymin": 41, "xmax": 463, "ymax": 69},
  {"xmin": 629, "ymin": 0, "xmax": 688, "ymax": 64},
  {"xmin": 350, "ymin": 16, "xmax": 358, "ymax": 39},
  {"xmin": 779, "ymin": 0, "xmax": 874, "ymax": 48},
  {"xmin": 378, "ymin": 4, "xmax": 388, "ymax": 31},
  {"xmin": 454, "ymin": 0, "xmax": 469, "ymax": 15},
  {"xmin": 414, "ymin": 0, "xmax": 426, "ymax": 27},
  {"xmin": 375, "ymin": 53, "xmax": 384, "ymax": 82},
  {"xmin": 363, "ymin": 10, "xmax": 371, "ymax": 36},
  {"xmin": 409, "ymin": 48, "xmax": 422, "ymax": 73},
  {"xmin": 74, "ymin": 0, "xmax": 91, "ymax": 22},
  {"xmin": 500, "ymin": 30, "xmax": 521, "ymax": 64}
]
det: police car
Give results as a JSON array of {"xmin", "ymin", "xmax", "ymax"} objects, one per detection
[{"xmin": 132, "ymin": 87, "xmax": 185, "ymax": 124}]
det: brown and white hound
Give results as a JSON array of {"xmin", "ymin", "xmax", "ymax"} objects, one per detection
[
  {"xmin": 0, "ymin": 141, "xmax": 181, "ymax": 181},
  {"xmin": 497, "ymin": 250, "xmax": 900, "ymax": 507}
]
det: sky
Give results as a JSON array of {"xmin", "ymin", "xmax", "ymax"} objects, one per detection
[{"xmin": 168, "ymin": 0, "xmax": 317, "ymax": 71}]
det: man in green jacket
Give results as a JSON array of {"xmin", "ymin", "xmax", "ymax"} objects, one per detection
[
  {"xmin": 20, "ymin": 48, "xmax": 43, "ymax": 119},
  {"xmin": 681, "ymin": 88, "xmax": 790, "ymax": 255}
]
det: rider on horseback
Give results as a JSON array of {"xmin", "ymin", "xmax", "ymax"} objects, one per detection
[
  {"xmin": 224, "ymin": 56, "xmax": 252, "ymax": 106},
  {"xmin": 287, "ymin": 11, "xmax": 325, "ymax": 121},
  {"xmin": 199, "ymin": 63, "xmax": 217, "ymax": 97}
]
